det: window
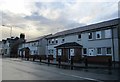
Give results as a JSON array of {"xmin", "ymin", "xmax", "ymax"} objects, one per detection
[
  {"xmin": 83, "ymin": 48, "xmax": 87, "ymax": 54},
  {"xmin": 106, "ymin": 47, "xmax": 111, "ymax": 55},
  {"xmin": 88, "ymin": 48, "xmax": 94, "ymax": 56},
  {"xmin": 51, "ymin": 50, "xmax": 54, "ymax": 54},
  {"xmin": 58, "ymin": 49, "xmax": 62, "ymax": 56},
  {"xmin": 62, "ymin": 38, "xmax": 65, "ymax": 43},
  {"xmin": 52, "ymin": 41, "xmax": 54, "ymax": 44},
  {"xmin": 70, "ymin": 49, "xmax": 74, "ymax": 56},
  {"xmin": 52, "ymin": 39, "xmax": 54, "ymax": 44},
  {"xmin": 56, "ymin": 39, "xmax": 58, "ymax": 43},
  {"xmin": 96, "ymin": 31, "xmax": 101, "ymax": 39},
  {"xmin": 78, "ymin": 34, "xmax": 81, "ymax": 39},
  {"xmin": 105, "ymin": 29, "xmax": 111, "ymax": 38},
  {"xmin": 34, "ymin": 43, "xmax": 36, "ymax": 46},
  {"xmin": 48, "ymin": 40, "xmax": 51, "ymax": 44},
  {"xmin": 34, "ymin": 50, "xmax": 36, "ymax": 54},
  {"xmin": 32, "ymin": 43, "xmax": 34, "ymax": 46},
  {"xmin": 97, "ymin": 48, "xmax": 102, "ymax": 55},
  {"xmin": 48, "ymin": 50, "xmax": 51, "ymax": 54},
  {"xmin": 88, "ymin": 33, "xmax": 93, "ymax": 40}
]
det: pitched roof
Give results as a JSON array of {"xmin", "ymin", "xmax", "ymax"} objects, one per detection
[
  {"xmin": 26, "ymin": 36, "xmax": 44, "ymax": 42},
  {"xmin": 54, "ymin": 42, "xmax": 83, "ymax": 48},
  {"xmin": 46, "ymin": 18, "xmax": 119, "ymax": 39},
  {"xmin": 26, "ymin": 34, "xmax": 52, "ymax": 43}
]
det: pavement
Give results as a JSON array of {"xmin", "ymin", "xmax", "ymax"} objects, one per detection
[{"xmin": 2, "ymin": 57, "xmax": 120, "ymax": 81}]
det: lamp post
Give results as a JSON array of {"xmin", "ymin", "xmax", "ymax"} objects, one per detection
[
  {"xmin": 1, "ymin": 11, "xmax": 13, "ymax": 38},
  {"xmin": 2, "ymin": 25, "xmax": 13, "ymax": 57}
]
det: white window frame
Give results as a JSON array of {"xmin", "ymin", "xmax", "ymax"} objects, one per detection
[
  {"xmin": 106, "ymin": 47, "xmax": 112, "ymax": 55},
  {"xmin": 61, "ymin": 38, "xmax": 65, "ymax": 43},
  {"xmin": 48, "ymin": 50, "xmax": 51, "ymax": 55},
  {"xmin": 88, "ymin": 32, "xmax": 93, "ymax": 40},
  {"xmin": 52, "ymin": 39, "xmax": 54, "ymax": 44},
  {"xmin": 88, "ymin": 48, "xmax": 94, "ymax": 56},
  {"xmin": 105, "ymin": 29, "xmax": 111, "ymax": 38},
  {"xmin": 55, "ymin": 39, "xmax": 58, "ymax": 44},
  {"xmin": 97, "ymin": 48, "xmax": 102, "ymax": 55},
  {"xmin": 78, "ymin": 34, "xmax": 81, "ymax": 39},
  {"xmin": 96, "ymin": 31, "xmax": 102, "ymax": 39},
  {"xmin": 48, "ymin": 40, "xmax": 51, "ymax": 44},
  {"xmin": 51, "ymin": 49, "xmax": 54, "ymax": 54},
  {"xmin": 58, "ymin": 49, "xmax": 62, "ymax": 56},
  {"xmin": 70, "ymin": 49, "xmax": 74, "ymax": 56}
]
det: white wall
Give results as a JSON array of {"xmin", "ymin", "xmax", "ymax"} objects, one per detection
[
  {"xmin": 47, "ymin": 28, "xmax": 119, "ymax": 61},
  {"xmin": 3, "ymin": 41, "xmax": 10, "ymax": 56}
]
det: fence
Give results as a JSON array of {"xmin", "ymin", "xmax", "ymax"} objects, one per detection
[{"xmin": 22, "ymin": 55, "xmax": 119, "ymax": 75}]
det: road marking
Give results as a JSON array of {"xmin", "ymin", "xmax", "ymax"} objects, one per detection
[{"xmin": 59, "ymin": 72, "xmax": 104, "ymax": 82}]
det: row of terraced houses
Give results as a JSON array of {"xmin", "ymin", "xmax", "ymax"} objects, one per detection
[{"xmin": 1, "ymin": 18, "xmax": 120, "ymax": 63}]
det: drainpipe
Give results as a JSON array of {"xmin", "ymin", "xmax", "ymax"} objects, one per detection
[
  {"xmin": 111, "ymin": 27, "xmax": 115, "ymax": 68},
  {"xmin": 46, "ymin": 39, "xmax": 48, "ymax": 57},
  {"xmin": 117, "ymin": 3, "xmax": 120, "ymax": 75},
  {"xmin": 118, "ymin": 19, "xmax": 120, "ymax": 66}
]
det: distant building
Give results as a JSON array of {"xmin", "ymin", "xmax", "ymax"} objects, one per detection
[
  {"xmin": 46, "ymin": 18, "xmax": 119, "ymax": 63},
  {"xmin": 18, "ymin": 34, "xmax": 52, "ymax": 58},
  {"xmin": 0, "ymin": 41, "xmax": 3, "ymax": 55},
  {"xmin": 2, "ymin": 33, "xmax": 25, "ymax": 57}
]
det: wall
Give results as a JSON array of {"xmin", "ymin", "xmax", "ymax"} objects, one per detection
[
  {"xmin": 38, "ymin": 38, "xmax": 47, "ymax": 55},
  {"xmin": 0, "ymin": 42, "xmax": 2, "ymax": 55},
  {"xmin": 47, "ymin": 27, "xmax": 119, "ymax": 61}
]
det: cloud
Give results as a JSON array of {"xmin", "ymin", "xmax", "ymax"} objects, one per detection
[{"xmin": 0, "ymin": 0, "xmax": 119, "ymax": 41}]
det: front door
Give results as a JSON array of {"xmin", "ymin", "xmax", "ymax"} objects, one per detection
[{"xmin": 67, "ymin": 49, "xmax": 70, "ymax": 60}]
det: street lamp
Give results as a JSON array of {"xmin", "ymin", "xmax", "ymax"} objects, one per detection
[
  {"xmin": 2, "ymin": 25, "xmax": 12, "ymax": 38},
  {"xmin": 1, "ymin": 11, "xmax": 12, "ymax": 38}
]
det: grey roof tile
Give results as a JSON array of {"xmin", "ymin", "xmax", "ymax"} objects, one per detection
[{"xmin": 46, "ymin": 18, "xmax": 119, "ymax": 39}]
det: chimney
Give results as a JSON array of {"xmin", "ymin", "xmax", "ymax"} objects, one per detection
[{"xmin": 20, "ymin": 33, "xmax": 25, "ymax": 39}]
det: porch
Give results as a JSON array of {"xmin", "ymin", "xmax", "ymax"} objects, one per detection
[{"xmin": 55, "ymin": 42, "xmax": 83, "ymax": 63}]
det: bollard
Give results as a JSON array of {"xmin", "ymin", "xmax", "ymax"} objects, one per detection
[
  {"xmin": 85, "ymin": 58, "xmax": 88, "ymax": 71},
  {"xmin": 108, "ymin": 58, "xmax": 112, "ymax": 74},
  {"xmin": 58, "ymin": 56, "xmax": 61, "ymax": 68},
  {"xmin": 39, "ymin": 56, "xmax": 41, "ymax": 62},
  {"xmin": 21, "ymin": 55, "xmax": 23, "ymax": 59},
  {"xmin": 27, "ymin": 56, "xmax": 29, "ymax": 61},
  {"xmin": 48, "ymin": 56, "xmax": 50, "ymax": 66},
  {"xmin": 33, "ymin": 55, "xmax": 35, "ymax": 61},
  {"xmin": 70, "ymin": 56, "xmax": 74, "ymax": 70}
]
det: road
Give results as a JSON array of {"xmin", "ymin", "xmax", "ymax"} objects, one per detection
[{"xmin": 2, "ymin": 57, "xmax": 119, "ymax": 81}]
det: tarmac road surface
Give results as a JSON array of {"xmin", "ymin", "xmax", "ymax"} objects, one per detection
[{"xmin": 2, "ymin": 57, "xmax": 120, "ymax": 81}]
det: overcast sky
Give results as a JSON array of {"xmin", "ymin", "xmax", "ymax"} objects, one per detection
[{"xmin": 0, "ymin": 0, "xmax": 119, "ymax": 41}]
